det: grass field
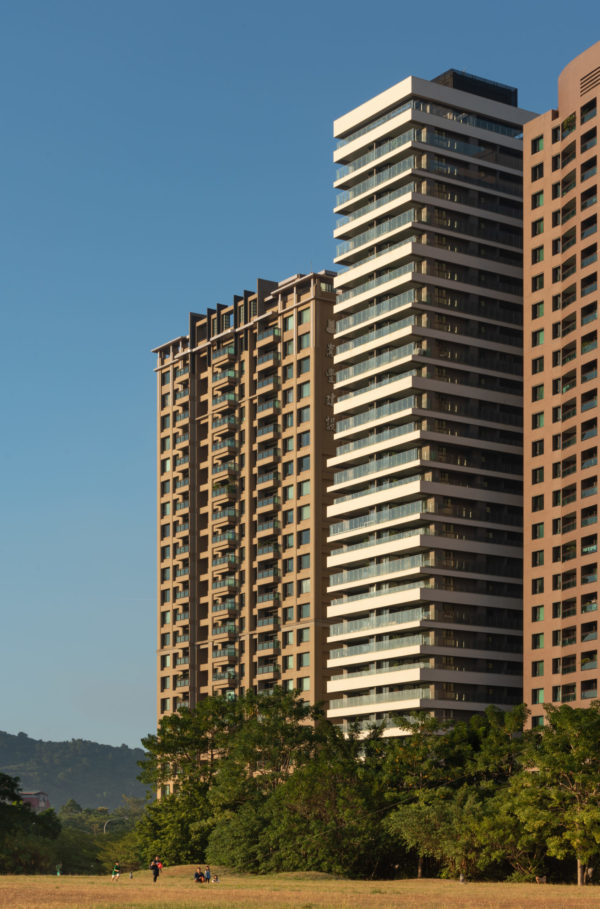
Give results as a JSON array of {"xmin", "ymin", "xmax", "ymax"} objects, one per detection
[{"xmin": 0, "ymin": 866, "xmax": 599, "ymax": 909}]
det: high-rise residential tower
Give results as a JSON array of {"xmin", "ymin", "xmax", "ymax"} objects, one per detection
[
  {"xmin": 523, "ymin": 43, "xmax": 600, "ymax": 726},
  {"xmin": 327, "ymin": 71, "xmax": 536, "ymax": 734},
  {"xmin": 154, "ymin": 272, "xmax": 336, "ymax": 719}
]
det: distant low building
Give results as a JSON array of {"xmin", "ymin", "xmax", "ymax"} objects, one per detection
[{"xmin": 20, "ymin": 791, "xmax": 51, "ymax": 812}]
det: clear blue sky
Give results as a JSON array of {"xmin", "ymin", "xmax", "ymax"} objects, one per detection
[{"xmin": 0, "ymin": 0, "xmax": 596, "ymax": 748}]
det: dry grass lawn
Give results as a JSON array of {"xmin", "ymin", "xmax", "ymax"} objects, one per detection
[{"xmin": 0, "ymin": 866, "xmax": 599, "ymax": 909}]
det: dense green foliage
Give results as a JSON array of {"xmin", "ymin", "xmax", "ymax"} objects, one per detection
[
  {"xmin": 135, "ymin": 692, "xmax": 600, "ymax": 885},
  {"xmin": 0, "ymin": 730, "xmax": 146, "ymax": 809},
  {"xmin": 0, "ymin": 771, "xmax": 62, "ymax": 873}
]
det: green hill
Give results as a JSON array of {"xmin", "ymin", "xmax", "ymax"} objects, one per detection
[{"xmin": 0, "ymin": 730, "xmax": 148, "ymax": 810}]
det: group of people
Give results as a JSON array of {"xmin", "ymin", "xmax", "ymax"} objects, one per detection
[
  {"xmin": 194, "ymin": 865, "xmax": 218, "ymax": 883},
  {"xmin": 110, "ymin": 856, "xmax": 219, "ymax": 885}
]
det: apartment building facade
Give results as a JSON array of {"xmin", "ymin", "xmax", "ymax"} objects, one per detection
[
  {"xmin": 523, "ymin": 43, "xmax": 600, "ymax": 725},
  {"xmin": 154, "ymin": 272, "xmax": 336, "ymax": 718},
  {"xmin": 327, "ymin": 71, "xmax": 536, "ymax": 733}
]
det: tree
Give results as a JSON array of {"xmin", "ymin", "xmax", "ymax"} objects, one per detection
[{"xmin": 512, "ymin": 703, "xmax": 600, "ymax": 885}]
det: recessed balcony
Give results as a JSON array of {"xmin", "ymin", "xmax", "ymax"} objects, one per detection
[
  {"xmin": 256, "ymin": 663, "xmax": 280, "ymax": 677},
  {"xmin": 212, "ymin": 670, "xmax": 237, "ymax": 684},
  {"xmin": 212, "ymin": 645, "xmax": 238, "ymax": 662},
  {"xmin": 212, "ymin": 482, "xmax": 238, "ymax": 502},
  {"xmin": 257, "ymin": 326, "xmax": 281, "ymax": 348},
  {"xmin": 256, "ymin": 614, "xmax": 280, "ymax": 629},
  {"xmin": 257, "ymin": 374, "xmax": 280, "ymax": 393},
  {"xmin": 256, "ymin": 423, "xmax": 280, "ymax": 442},
  {"xmin": 211, "ymin": 598, "xmax": 238, "ymax": 615},
  {"xmin": 212, "ymin": 530, "xmax": 238, "ymax": 548},
  {"xmin": 256, "ymin": 470, "xmax": 279, "ymax": 489},
  {"xmin": 212, "ymin": 344, "xmax": 236, "ymax": 364},
  {"xmin": 212, "ymin": 368, "xmax": 239, "ymax": 387},
  {"xmin": 257, "ymin": 518, "xmax": 281, "ymax": 536},
  {"xmin": 212, "ymin": 460, "xmax": 238, "ymax": 478},
  {"xmin": 256, "ymin": 565, "xmax": 280, "ymax": 584},
  {"xmin": 212, "ymin": 392, "xmax": 238, "ymax": 410},
  {"xmin": 256, "ymin": 589, "xmax": 280, "ymax": 608},
  {"xmin": 212, "ymin": 622, "xmax": 238, "ymax": 638},
  {"xmin": 211, "ymin": 507, "xmax": 238, "ymax": 525},
  {"xmin": 257, "ymin": 541, "xmax": 280, "ymax": 561},
  {"xmin": 256, "ymin": 350, "xmax": 280, "ymax": 372},
  {"xmin": 212, "ymin": 437, "xmax": 239, "ymax": 454},
  {"xmin": 256, "ymin": 494, "xmax": 281, "ymax": 513},
  {"xmin": 257, "ymin": 639, "xmax": 280, "ymax": 654},
  {"xmin": 256, "ymin": 446, "xmax": 281, "ymax": 466},
  {"xmin": 212, "ymin": 574, "xmax": 238, "ymax": 591}
]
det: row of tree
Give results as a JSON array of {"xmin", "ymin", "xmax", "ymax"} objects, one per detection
[
  {"xmin": 135, "ymin": 690, "xmax": 600, "ymax": 886},
  {"xmin": 4, "ymin": 692, "xmax": 600, "ymax": 883}
]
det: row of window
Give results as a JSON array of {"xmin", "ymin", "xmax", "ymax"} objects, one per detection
[
  {"xmin": 531, "ymin": 679, "xmax": 598, "ymax": 711},
  {"xmin": 531, "ymin": 621, "xmax": 598, "ymax": 650},
  {"xmin": 530, "ymin": 100, "xmax": 597, "ymax": 157}
]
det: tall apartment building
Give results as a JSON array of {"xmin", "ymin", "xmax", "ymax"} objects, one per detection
[
  {"xmin": 327, "ymin": 71, "xmax": 536, "ymax": 733},
  {"xmin": 154, "ymin": 272, "xmax": 336, "ymax": 718},
  {"xmin": 523, "ymin": 43, "xmax": 600, "ymax": 725}
]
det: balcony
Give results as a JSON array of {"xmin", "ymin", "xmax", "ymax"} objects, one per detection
[
  {"xmin": 256, "ymin": 398, "xmax": 281, "ymax": 417},
  {"xmin": 212, "ymin": 530, "xmax": 238, "ymax": 547},
  {"xmin": 212, "ymin": 622, "xmax": 238, "ymax": 637},
  {"xmin": 256, "ymin": 446, "xmax": 281, "ymax": 464},
  {"xmin": 257, "ymin": 542, "xmax": 280, "ymax": 560},
  {"xmin": 212, "ymin": 483, "xmax": 238, "ymax": 500},
  {"xmin": 212, "ymin": 392, "xmax": 238, "ymax": 410},
  {"xmin": 213, "ymin": 368, "xmax": 239, "ymax": 386},
  {"xmin": 175, "ymin": 655, "xmax": 189, "ymax": 666},
  {"xmin": 257, "ymin": 518, "xmax": 281, "ymax": 536},
  {"xmin": 257, "ymin": 326, "xmax": 281, "ymax": 347},
  {"xmin": 175, "ymin": 500, "xmax": 190, "ymax": 513},
  {"xmin": 175, "ymin": 476, "xmax": 189, "ymax": 490},
  {"xmin": 256, "ymin": 423, "xmax": 280, "ymax": 441},
  {"xmin": 256, "ymin": 589, "xmax": 280, "ymax": 606},
  {"xmin": 175, "ymin": 566, "xmax": 189, "ymax": 578},
  {"xmin": 175, "ymin": 433, "xmax": 189, "ymax": 447},
  {"xmin": 257, "ymin": 614, "xmax": 280, "ymax": 629},
  {"xmin": 213, "ymin": 645, "xmax": 238, "ymax": 661},
  {"xmin": 256, "ymin": 470, "xmax": 279, "ymax": 488},
  {"xmin": 213, "ymin": 414, "xmax": 239, "ymax": 431},
  {"xmin": 176, "ymin": 676, "xmax": 190, "ymax": 689},
  {"xmin": 212, "ymin": 344, "xmax": 236, "ymax": 363},
  {"xmin": 256, "ymin": 565, "xmax": 280, "ymax": 583},
  {"xmin": 175, "ymin": 610, "xmax": 189, "ymax": 622},
  {"xmin": 256, "ymin": 350, "xmax": 280, "ymax": 371},
  {"xmin": 212, "ymin": 553, "xmax": 238, "ymax": 569},
  {"xmin": 212, "ymin": 575, "xmax": 238, "ymax": 591},
  {"xmin": 256, "ymin": 663, "xmax": 280, "ymax": 676},
  {"xmin": 175, "ymin": 589, "xmax": 189, "ymax": 600},
  {"xmin": 175, "ymin": 522, "xmax": 190, "ymax": 534},
  {"xmin": 175, "ymin": 387, "xmax": 189, "ymax": 401},
  {"xmin": 257, "ymin": 639, "xmax": 280, "ymax": 653},
  {"xmin": 175, "ymin": 631, "xmax": 190, "ymax": 643},
  {"xmin": 212, "ymin": 437, "xmax": 238, "ymax": 454},
  {"xmin": 211, "ymin": 599, "xmax": 238, "ymax": 615},
  {"xmin": 175, "ymin": 455, "xmax": 190, "ymax": 467},
  {"xmin": 211, "ymin": 507, "xmax": 239, "ymax": 524},
  {"xmin": 256, "ymin": 495, "xmax": 281, "ymax": 512},
  {"xmin": 212, "ymin": 460, "xmax": 238, "ymax": 477},
  {"xmin": 212, "ymin": 670, "xmax": 238, "ymax": 683},
  {"xmin": 174, "ymin": 544, "xmax": 190, "ymax": 556},
  {"xmin": 175, "ymin": 365, "xmax": 189, "ymax": 378},
  {"xmin": 257, "ymin": 374, "xmax": 280, "ymax": 392},
  {"xmin": 175, "ymin": 411, "xmax": 189, "ymax": 423}
]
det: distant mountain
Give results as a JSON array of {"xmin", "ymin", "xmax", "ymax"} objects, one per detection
[{"xmin": 0, "ymin": 730, "xmax": 148, "ymax": 810}]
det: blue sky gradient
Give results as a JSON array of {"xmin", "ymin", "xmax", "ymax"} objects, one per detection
[{"xmin": 0, "ymin": 0, "xmax": 597, "ymax": 747}]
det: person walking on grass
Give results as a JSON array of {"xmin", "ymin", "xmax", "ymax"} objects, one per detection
[
  {"xmin": 111, "ymin": 861, "xmax": 120, "ymax": 881},
  {"xmin": 205, "ymin": 865, "xmax": 211, "ymax": 883},
  {"xmin": 150, "ymin": 856, "xmax": 161, "ymax": 883}
]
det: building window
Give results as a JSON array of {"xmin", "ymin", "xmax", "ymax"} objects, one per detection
[
  {"xmin": 298, "ymin": 308, "xmax": 310, "ymax": 325},
  {"xmin": 532, "ymin": 356, "xmax": 544, "ymax": 374},
  {"xmin": 532, "ymin": 440, "xmax": 544, "ymax": 457},
  {"xmin": 532, "ymin": 190, "xmax": 544, "ymax": 209},
  {"xmin": 282, "ymin": 485, "xmax": 294, "ymax": 501},
  {"xmin": 283, "ymin": 606, "xmax": 294, "ymax": 623},
  {"xmin": 532, "ymin": 329, "xmax": 544, "ymax": 347},
  {"xmin": 532, "ymin": 246, "xmax": 544, "ymax": 264},
  {"xmin": 532, "ymin": 218, "xmax": 544, "ymax": 236},
  {"xmin": 283, "ymin": 533, "xmax": 293, "ymax": 549},
  {"xmin": 297, "ymin": 529, "xmax": 310, "ymax": 546},
  {"xmin": 297, "ymin": 356, "xmax": 310, "ymax": 375},
  {"xmin": 283, "ymin": 437, "xmax": 294, "ymax": 453},
  {"xmin": 532, "ymin": 633, "xmax": 544, "ymax": 650},
  {"xmin": 297, "ymin": 652, "xmax": 310, "ymax": 669},
  {"xmin": 298, "ymin": 504, "xmax": 310, "ymax": 522},
  {"xmin": 297, "ymin": 677, "xmax": 310, "ymax": 691},
  {"xmin": 283, "ymin": 630, "xmax": 293, "ymax": 647},
  {"xmin": 532, "ymin": 274, "xmax": 544, "ymax": 292},
  {"xmin": 298, "ymin": 380, "xmax": 310, "ymax": 399},
  {"xmin": 297, "ymin": 554, "xmax": 310, "ymax": 571},
  {"xmin": 532, "ymin": 660, "xmax": 544, "ymax": 677},
  {"xmin": 532, "ymin": 522, "xmax": 544, "ymax": 539},
  {"xmin": 298, "ymin": 332, "xmax": 310, "ymax": 350},
  {"xmin": 297, "ymin": 578, "xmax": 311, "ymax": 595},
  {"xmin": 282, "ymin": 461, "xmax": 294, "ymax": 478},
  {"xmin": 283, "ymin": 314, "xmax": 293, "ymax": 332},
  {"xmin": 297, "ymin": 405, "xmax": 310, "ymax": 424},
  {"xmin": 532, "ymin": 549, "xmax": 544, "ymax": 567},
  {"xmin": 297, "ymin": 479, "xmax": 310, "ymax": 497},
  {"xmin": 298, "ymin": 430, "xmax": 310, "ymax": 449},
  {"xmin": 297, "ymin": 455, "xmax": 310, "ymax": 473},
  {"xmin": 283, "ymin": 412, "xmax": 294, "ymax": 429},
  {"xmin": 532, "ymin": 412, "xmax": 544, "ymax": 429},
  {"xmin": 283, "ymin": 388, "xmax": 294, "ymax": 405},
  {"xmin": 532, "ymin": 495, "xmax": 544, "ymax": 512},
  {"xmin": 282, "ymin": 582, "xmax": 294, "ymax": 598},
  {"xmin": 532, "ymin": 302, "xmax": 544, "ymax": 319},
  {"xmin": 531, "ymin": 135, "xmax": 544, "ymax": 153},
  {"xmin": 532, "ymin": 578, "xmax": 544, "ymax": 594},
  {"xmin": 298, "ymin": 603, "xmax": 310, "ymax": 620},
  {"xmin": 283, "ymin": 340, "xmax": 294, "ymax": 357},
  {"xmin": 531, "ymin": 688, "xmax": 544, "ymax": 705},
  {"xmin": 532, "ymin": 605, "xmax": 544, "ymax": 621}
]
